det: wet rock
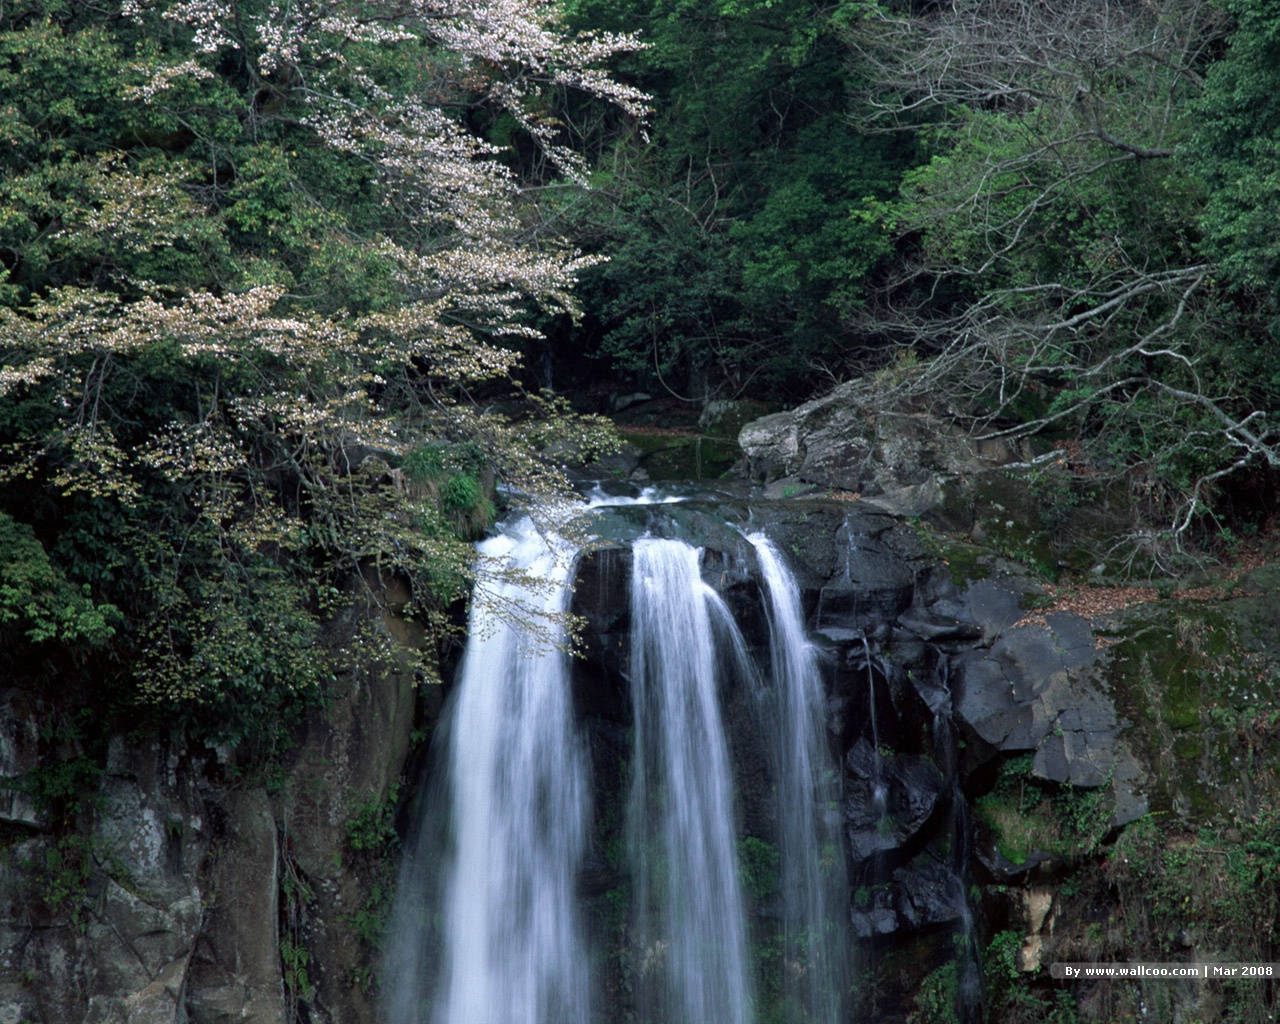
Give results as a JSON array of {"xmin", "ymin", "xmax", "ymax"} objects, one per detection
[
  {"xmin": 850, "ymin": 902, "xmax": 899, "ymax": 939},
  {"xmin": 845, "ymin": 739, "xmax": 946, "ymax": 863},
  {"xmin": 271, "ymin": 604, "xmax": 419, "ymax": 1024},
  {"xmin": 0, "ymin": 730, "xmax": 214, "ymax": 1024},
  {"xmin": 698, "ymin": 399, "xmax": 770, "ymax": 439},
  {"xmin": 893, "ymin": 855, "xmax": 968, "ymax": 930},
  {"xmin": 953, "ymin": 618, "xmax": 1106, "ymax": 754}
]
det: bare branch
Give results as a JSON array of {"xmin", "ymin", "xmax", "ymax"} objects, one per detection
[{"xmin": 834, "ymin": 3, "xmax": 1269, "ymax": 569}]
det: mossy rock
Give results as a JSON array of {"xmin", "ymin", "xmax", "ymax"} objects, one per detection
[
  {"xmin": 970, "ymin": 473, "xmax": 1057, "ymax": 579},
  {"xmin": 618, "ymin": 429, "xmax": 740, "ymax": 481},
  {"xmin": 1102, "ymin": 584, "xmax": 1280, "ymax": 820},
  {"xmin": 698, "ymin": 399, "xmax": 772, "ymax": 441}
]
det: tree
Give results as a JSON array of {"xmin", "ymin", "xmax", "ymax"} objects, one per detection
[
  {"xmin": 0, "ymin": 0, "xmax": 641, "ymax": 744},
  {"xmin": 1190, "ymin": 0, "xmax": 1280, "ymax": 309},
  {"xmin": 841, "ymin": 0, "xmax": 1276, "ymax": 567},
  {"xmin": 555, "ymin": 0, "xmax": 906, "ymax": 400}
]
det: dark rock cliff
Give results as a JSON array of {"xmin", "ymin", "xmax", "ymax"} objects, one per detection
[{"xmin": 4, "ymin": 491, "xmax": 1279, "ymax": 1023}]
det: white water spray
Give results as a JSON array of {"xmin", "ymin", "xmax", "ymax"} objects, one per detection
[
  {"xmin": 385, "ymin": 519, "xmax": 591, "ymax": 1024},
  {"xmin": 628, "ymin": 538, "xmax": 755, "ymax": 1024},
  {"xmin": 750, "ymin": 535, "xmax": 849, "ymax": 1024}
]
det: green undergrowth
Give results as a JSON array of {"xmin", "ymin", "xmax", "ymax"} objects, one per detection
[{"xmin": 975, "ymin": 755, "xmax": 1111, "ymax": 868}]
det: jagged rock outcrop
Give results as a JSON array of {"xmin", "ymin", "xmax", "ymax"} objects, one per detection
[
  {"xmin": 738, "ymin": 383, "xmax": 1019, "ymax": 501},
  {"xmin": 951, "ymin": 607, "xmax": 1147, "ymax": 827},
  {"xmin": 0, "ymin": 584, "xmax": 422, "ymax": 1024}
]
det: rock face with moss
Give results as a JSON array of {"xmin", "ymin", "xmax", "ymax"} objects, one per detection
[
  {"xmin": 5, "ymin": 489, "xmax": 1280, "ymax": 1024},
  {"xmin": 559, "ymin": 497, "xmax": 1124, "ymax": 1019},
  {"xmin": 0, "ymin": 588, "xmax": 423, "ymax": 1024}
]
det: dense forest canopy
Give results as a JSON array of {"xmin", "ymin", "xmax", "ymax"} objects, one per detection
[
  {"xmin": 557, "ymin": 0, "xmax": 912, "ymax": 399},
  {"xmin": 2, "ymin": 0, "xmax": 1280, "ymax": 744},
  {"xmin": 0, "ymin": 0, "xmax": 640, "ymax": 746},
  {"xmin": 557, "ymin": 0, "xmax": 1279, "ymax": 561}
]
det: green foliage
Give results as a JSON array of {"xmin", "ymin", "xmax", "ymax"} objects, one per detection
[
  {"xmin": 403, "ymin": 444, "xmax": 451, "ymax": 484},
  {"xmin": 560, "ymin": 0, "xmax": 909, "ymax": 396},
  {"xmin": 19, "ymin": 754, "xmax": 103, "ymax": 829},
  {"xmin": 1110, "ymin": 811, "xmax": 1280, "ymax": 956},
  {"xmin": 1186, "ymin": 1, "xmax": 1280, "ymax": 447},
  {"xmin": 0, "ymin": 0, "xmax": 634, "ymax": 753},
  {"xmin": 439, "ymin": 473, "xmax": 494, "ymax": 540},
  {"xmin": 136, "ymin": 544, "xmax": 329, "ymax": 706},
  {"xmin": 5, "ymin": 711, "xmax": 107, "ymax": 834},
  {"xmin": 908, "ymin": 960, "xmax": 958, "ymax": 1024},
  {"xmin": 737, "ymin": 835, "xmax": 780, "ymax": 902},
  {"xmin": 838, "ymin": 0, "xmax": 1280, "ymax": 556},
  {"xmin": 280, "ymin": 938, "xmax": 314, "ymax": 1001},
  {"xmin": 983, "ymin": 929, "xmax": 1023, "ymax": 985},
  {"xmin": 976, "ymin": 754, "xmax": 1110, "ymax": 867},
  {"xmin": 1191, "ymin": 2, "xmax": 1280, "ymax": 306},
  {"xmin": 32, "ymin": 835, "xmax": 96, "ymax": 932},
  {"xmin": 340, "ymin": 783, "xmax": 402, "ymax": 992},
  {"xmin": 0, "ymin": 513, "xmax": 120, "ymax": 647},
  {"xmin": 1106, "ymin": 808, "xmax": 1280, "ymax": 1022},
  {"xmin": 345, "ymin": 877, "xmax": 396, "ymax": 992},
  {"xmin": 346, "ymin": 785, "xmax": 401, "ymax": 857},
  {"xmin": 979, "ymin": 929, "xmax": 1085, "ymax": 1024}
]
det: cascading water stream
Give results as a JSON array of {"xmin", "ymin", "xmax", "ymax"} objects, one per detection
[
  {"xmin": 386, "ymin": 501, "xmax": 862, "ymax": 1024},
  {"xmin": 749, "ymin": 535, "xmax": 849, "ymax": 1024},
  {"xmin": 933, "ymin": 710, "xmax": 983, "ymax": 1024},
  {"xmin": 384, "ymin": 518, "xmax": 591, "ymax": 1024},
  {"xmin": 859, "ymin": 635, "xmax": 887, "ymax": 816},
  {"xmin": 628, "ymin": 537, "xmax": 755, "ymax": 1024}
]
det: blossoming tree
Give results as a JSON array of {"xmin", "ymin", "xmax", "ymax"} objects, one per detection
[{"xmin": 0, "ymin": 0, "xmax": 644, "ymax": 740}]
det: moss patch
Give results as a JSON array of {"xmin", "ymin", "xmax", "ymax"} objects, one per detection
[{"xmin": 1103, "ymin": 595, "xmax": 1280, "ymax": 819}]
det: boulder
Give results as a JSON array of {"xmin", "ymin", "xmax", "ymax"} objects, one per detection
[
  {"xmin": 738, "ymin": 383, "xmax": 1019, "ymax": 497},
  {"xmin": 844, "ymin": 739, "xmax": 946, "ymax": 863},
  {"xmin": 951, "ymin": 610, "xmax": 1147, "ymax": 826}
]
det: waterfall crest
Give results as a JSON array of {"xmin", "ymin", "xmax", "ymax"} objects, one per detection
[
  {"xmin": 385, "ymin": 519, "xmax": 592, "ymax": 1024},
  {"xmin": 628, "ymin": 537, "xmax": 755, "ymax": 1024},
  {"xmin": 750, "ymin": 535, "xmax": 850, "ymax": 1024}
]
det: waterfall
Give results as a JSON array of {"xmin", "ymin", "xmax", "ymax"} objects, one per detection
[
  {"xmin": 385, "ymin": 509, "xmax": 857, "ymax": 1024},
  {"xmin": 628, "ymin": 537, "xmax": 755, "ymax": 1024},
  {"xmin": 860, "ymin": 636, "xmax": 888, "ymax": 816},
  {"xmin": 933, "ymin": 711, "xmax": 983, "ymax": 1024},
  {"xmin": 750, "ymin": 535, "xmax": 849, "ymax": 1024},
  {"xmin": 384, "ymin": 518, "xmax": 591, "ymax": 1024}
]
